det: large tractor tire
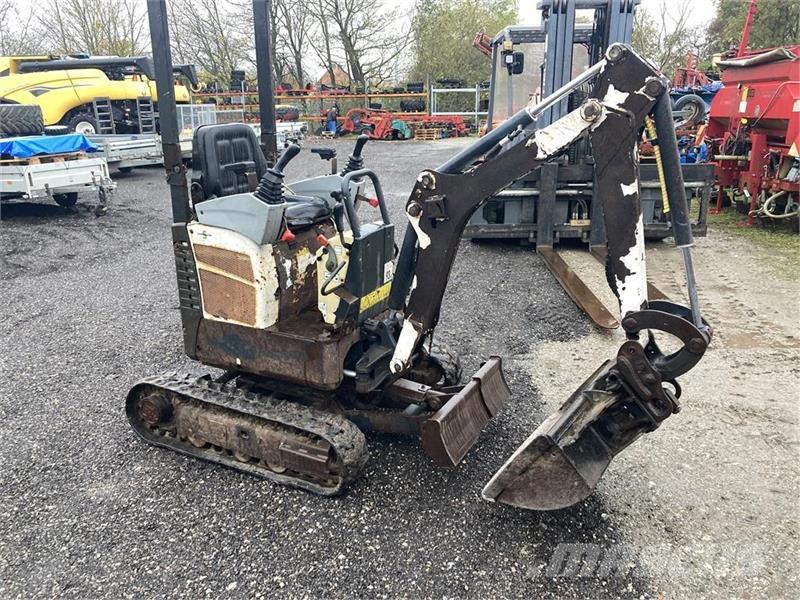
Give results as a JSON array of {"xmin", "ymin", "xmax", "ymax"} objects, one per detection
[
  {"xmin": 0, "ymin": 104, "xmax": 45, "ymax": 137},
  {"xmin": 66, "ymin": 113, "xmax": 100, "ymax": 135},
  {"xmin": 674, "ymin": 94, "xmax": 707, "ymax": 127}
]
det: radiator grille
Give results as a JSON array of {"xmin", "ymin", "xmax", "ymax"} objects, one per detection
[
  {"xmin": 193, "ymin": 244, "xmax": 254, "ymax": 282},
  {"xmin": 174, "ymin": 241, "xmax": 200, "ymax": 310},
  {"xmin": 198, "ymin": 268, "xmax": 256, "ymax": 325}
]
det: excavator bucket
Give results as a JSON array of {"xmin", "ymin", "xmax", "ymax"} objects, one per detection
[{"xmin": 483, "ymin": 362, "xmax": 625, "ymax": 511}]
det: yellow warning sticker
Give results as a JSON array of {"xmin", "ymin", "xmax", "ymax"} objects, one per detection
[{"xmin": 360, "ymin": 282, "xmax": 391, "ymax": 312}]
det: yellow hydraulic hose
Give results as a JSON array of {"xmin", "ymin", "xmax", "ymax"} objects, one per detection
[{"xmin": 645, "ymin": 115, "xmax": 670, "ymax": 214}]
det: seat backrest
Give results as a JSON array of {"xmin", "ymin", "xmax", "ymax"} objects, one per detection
[{"xmin": 191, "ymin": 124, "xmax": 268, "ymax": 202}]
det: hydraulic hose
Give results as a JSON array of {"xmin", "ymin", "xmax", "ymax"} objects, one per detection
[
  {"xmin": 749, "ymin": 190, "xmax": 797, "ymax": 219},
  {"xmin": 644, "ymin": 115, "xmax": 670, "ymax": 214},
  {"xmin": 652, "ymin": 92, "xmax": 693, "ymax": 248}
]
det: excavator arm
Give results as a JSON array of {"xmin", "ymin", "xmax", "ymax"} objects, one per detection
[{"xmin": 388, "ymin": 44, "xmax": 712, "ymax": 509}]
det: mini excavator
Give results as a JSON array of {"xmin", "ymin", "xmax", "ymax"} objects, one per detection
[{"xmin": 127, "ymin": 0, "xmax": 712, "ymax": 510}]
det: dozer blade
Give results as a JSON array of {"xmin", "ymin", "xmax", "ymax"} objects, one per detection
[
  {"xmin": 421, "ymin": 357, "xmax": 511, "ymax": 467},
  {"xmin": 483, "ymin": 361, "xmax": 632, "ymax": 511}
]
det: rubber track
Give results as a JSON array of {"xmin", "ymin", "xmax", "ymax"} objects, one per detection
[{"xmin": 126, "ymin": 372, "xmax": 369, "ymax": 496}]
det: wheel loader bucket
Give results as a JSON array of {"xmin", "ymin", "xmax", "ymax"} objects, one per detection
[{"xmin": 482, "ymin": 362, "xmax": 620, "ymax": 511}]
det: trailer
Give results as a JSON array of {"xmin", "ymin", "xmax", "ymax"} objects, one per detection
[
  {"xmin": 87, "ymin": 133, "xmax": 163, "ymax": 172},
  {"xmin": 0, "ymin": 135, "xmax": 115, "ymax": 210}
]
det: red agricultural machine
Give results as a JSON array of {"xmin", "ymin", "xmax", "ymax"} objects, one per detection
[
  {"xmin": 339, "ymin": 108, "xmax": 469, "ymax": 140},
  {"xmin": 705, "ymin": 45, "xmax": 800, "ymax": 227}
]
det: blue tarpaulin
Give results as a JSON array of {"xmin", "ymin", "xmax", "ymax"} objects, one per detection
[{"xmin": 0, "ymin": 134, "xmax": 99, "ymax": 159}]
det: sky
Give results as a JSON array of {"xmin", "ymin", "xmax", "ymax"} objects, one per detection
[
  {"xmin": 5, "ymin": 0, "xmax": 719, "ymax": 42},
  {"xmin": 518, "ymin": 0, "xmax": 717, "ymax": 27},
  {"xmin": 6, "ymin": 0, "xmax": 719, "ymax": 28},
  {"xmin": 4, "ymin": 0, "xmax": 719, "ymax": 80}
]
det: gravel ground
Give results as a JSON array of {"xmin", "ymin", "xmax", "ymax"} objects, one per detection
[{"xmin": 1, "ymin": 138, "xmax": 797, "ymax": 599}]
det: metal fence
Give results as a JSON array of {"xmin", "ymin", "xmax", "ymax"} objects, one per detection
[
  {"xmin": 214, "ymin": 109, "xmax": 246, "ymax": 124},
  {"xmin": 175, "ymin": 104, "xmax": 248, "ymax": 132},
  {"xmin": 176, "ymin": 104, "xmax": 217, "ymax": 131},
  {"xmin": 430, "ymin": 86, "xmax": 489, "ymax": 124}
]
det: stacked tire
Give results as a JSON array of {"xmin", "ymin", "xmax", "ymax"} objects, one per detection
[
  {"xmin": 400, "ymin": 100, "xmax": 425, "ymax": 112},
  {"xmin": 0, "ymin": 104, "xmax": 44, "ymax": 137}
]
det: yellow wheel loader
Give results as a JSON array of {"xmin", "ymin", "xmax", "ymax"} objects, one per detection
[{"xmin": 0, "ymin": 55, "xmax": 197, "ymax": 135}]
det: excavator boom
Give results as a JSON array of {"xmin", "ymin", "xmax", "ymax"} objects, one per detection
[{"xmin": 388, "ymin": 44, "xmax": 712, "ymax": 509}]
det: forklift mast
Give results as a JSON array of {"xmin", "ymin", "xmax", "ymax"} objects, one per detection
[{"xmin": 486, "ymin": 0, "xmax": 639, "ymax": 131}]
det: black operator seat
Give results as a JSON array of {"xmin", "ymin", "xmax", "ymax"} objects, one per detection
[
  {"xmin": 192, "ymin": 125, "xmax": 333, "ymax": 231},
  {"xmin": 191, "ymin": 123, "xmax": 268, "ymax": 202}
]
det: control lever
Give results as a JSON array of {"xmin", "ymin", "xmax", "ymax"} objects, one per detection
[
  {"xmin": 311, "ymin": 146, "xmax": 338, "ymax": 174},
  {"xmin": 254, "ymin": 143, "xmax": 300, "ymax": 205},
  {"xmin": 275, "ymin": 143, "xmax": 301, "ymax": 173},
  {"xmin": 340, "ymin": 134, "xmax": 369, "ymax": 176}
]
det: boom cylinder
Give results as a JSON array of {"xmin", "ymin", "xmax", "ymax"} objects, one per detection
[{"xmin": 652, "ymin": 92, "xmax": 694, "ymax": 248}]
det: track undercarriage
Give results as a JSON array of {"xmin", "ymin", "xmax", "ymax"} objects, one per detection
[
  {"xmin": 127, "ymin": 354, "xmax": 511, "ymax": 495},
  {"xmin": 127, "ymin": 373, "xmax": 368, "ymax": 495}
]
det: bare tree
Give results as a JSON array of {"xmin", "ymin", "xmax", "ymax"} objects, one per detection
[
  {"xmin": 39, "ymin": 0, "xmax": 148, "ymax": 56},
  {"xmin": 0, "ymin": 0, "xmax": 41, "ymax": 55},
  {"xmin": 311, "ymin": 0, "xmax": 410, "ymax": 88},
  {"xmin": 632, "ymin": 0, "xmax": 700, "ymax": 76},
  {"xmin": 275, "ymin": 0, "xmax": 312, "ymax": 87},
  {"xmin": 166, "ymin": 0, "xmax": 189, "ymax": 65},
  {"xmin": 308, "ymin": 0, "xmax": 339, "ymax": 86},
  {"xmin": 228, "ymin": 0, "xmax": 292, "ymax": 87},
  {"xmin": 167, "ymin": 0, "xmax": 251, "ymax": 87}
]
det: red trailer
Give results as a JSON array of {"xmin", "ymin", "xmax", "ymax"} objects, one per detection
[{"xmin": 705, "ymin": 46, "xmax": 800, "ymax": 225}]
